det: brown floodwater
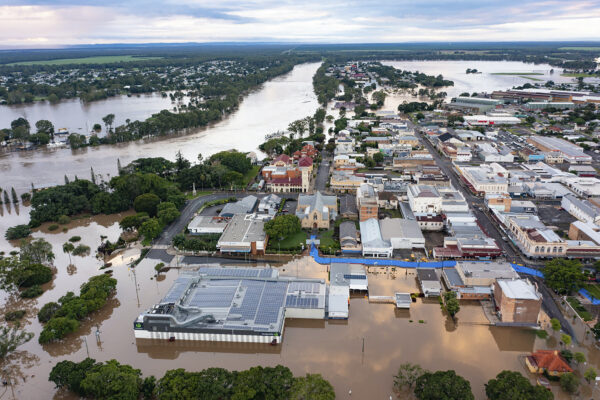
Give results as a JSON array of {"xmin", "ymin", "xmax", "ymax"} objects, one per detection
[{"xmin": 1, "ymin": 210, "xmax": 599, "ymax": 400}]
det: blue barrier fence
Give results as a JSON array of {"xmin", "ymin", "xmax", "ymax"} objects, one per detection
[
  {"xmin": 578, "ymin": 289, "xmax": 600, "ymax": 305},
  {"xmin": 510, "ymin": 264, "xmax": 544, "ymax": 278}
]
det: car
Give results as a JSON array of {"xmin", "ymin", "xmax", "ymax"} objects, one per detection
[{"xmin": 502, "ymin": 236, "xmax": 508, "ymax": 241}]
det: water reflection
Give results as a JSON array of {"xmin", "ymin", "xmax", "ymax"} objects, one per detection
[{"xmin": 136, "ymin": 339, "xmax": 283, "ymax": 360}]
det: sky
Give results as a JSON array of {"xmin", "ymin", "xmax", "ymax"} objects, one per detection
[{"xmin": 1, "ymin": 0, "xmax": 600, "ymax": 47}]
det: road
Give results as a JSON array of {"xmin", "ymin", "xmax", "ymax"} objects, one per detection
[{"xmin": 314, "ymin": 150, "xmax": 331, "ymax": 192}]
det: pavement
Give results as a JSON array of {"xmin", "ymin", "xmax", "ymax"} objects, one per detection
[{"xmin": 314, "ymin": 151, "xmax": 331, "ymax": 192}]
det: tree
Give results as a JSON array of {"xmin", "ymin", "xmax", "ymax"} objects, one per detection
[
  {"xmin": 574, "ymin": 352, "xmax": 586, "ymax": 364},
  {"xmin": 559, "ymin": 372, "xmax": 579, "ymax": 394},
  {"xmin": 35, "ymin": 120, "xmax": 55, "ymax": 137},
  {"xmin": 11, "ymin": 187, "xmax": 18, "ymax": 203},
  {"xmin": 0, "ymin": 323, "xmax": 34, "ymax": 361},
  {"xmin": 139, "ymin": 218, "xmax": 161, "ymax": 241},
  {"xmin": 80, "ymin": 359, "xmax": 142, "ymax": 400},
  {"xmin": 5, "ymin": 224, "xmax": 31, "ymax": 240},
  {"xmin": 158, "ymin": 206, "xmax": 180, "ymax": 226},
  {"xmin": 38, "ymin": 317, "xmax": 80, "ymax": 344},
  {"xmin": 543, "ymin": 259, "xmax": 585, "ymax": 294},
  {"xmin": 63, "ymin": 242, "xmax": 75, "ymax": 264},
  {"xmin": 373, "ymin": 152, "xmax": 384, "ymax": 164},
  {"xmin": 102, "ymin": 113, "xmax": 115, "ymax": 133},
  {"xmin": 444, "ymin": 291, "xmax": 460, "ymax": 318},
  {"xmin": 134, "ymin": 193, "xmax": 161, "ymax": 217},
  {"xmin": 550, "ymin": 318, "xmax": 561, "ymax": 332},
  {"xmin": 584, "ymin": 367, "xmax": 597, "ymax": 383},
  {"xmin": 49, "ymin": 358, "xmax": 98, "ymax": 396},
  {"xmin": 38, "ymin": 302, "xmax": 61, "ymax": 323},
  {"xmin": 20, "ymin": 238, "xmax": 55, "ymax": 265},
  {"xmin": 414, "ymin": 370, "xmax": 474, "ymax": 400},
  {"xmin": 393, "ymin": 363, "xmax": 426, "ymax": 391},
  {"xmin": 290, "ymin": 373, "xmax": 335, "ymax": 400},
  {"xmin": 561, "ymin": 333, "xmax": 572, "ymax": 347},
  {"xmin": 264, "ymin": 215, "xmax": 301, "ymax": 241},
  {"xmin": 485, "ymin": 370, "xmax": 553, "ymax": 400},
  {"xmin": 592, "ymin": 321, "xmax": 600, "ymax": 339},
  {"xmin": 92, "ymin": 123, "xmax": 102, "ymax": 132}
]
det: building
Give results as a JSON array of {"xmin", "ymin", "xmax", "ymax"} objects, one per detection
[
  {"xmin": 416, "ymin": 215, "xmax": 444, "ymax": 231},
  {"xmin": 330, "ymin": 171, "xmax": 364, "ymax": 193},
  {"xmin": 133, "ymin": 267, "xmax": 326, "ymax": 343},
  {"xmin": 217, "ymin": 214, "xmax": 268, "ymax": 255},
  {"xmin": 340, "ymin": 221, "xmax": 362, "ymax": 254},
  {"xmin": 450, "ymin": 97, "xmax": 503, "ymax": 112},
  {"xmin": 377, "ymin": 191, "xmax": 399, "ymax": 210},
  {"xmin": 463, "ymin": 115, "xmax": 521, "ymax": 126},
  {"xmin": 339, "ymin": 194, "xmax": 358, "ymax": 219},
  {"xmin": 476, "ymin": 143, "xmax": 514, "ymax": 163},
  {"xmin": 296, "ymin": 192, "xmax": 338, "ymax": 229},
  {"xmin": 561, "ymin": 193, "xmax": 600, "ymax": 224},
  {"xmin": 258, "ymin": 194, "xmax": 282, "ymax": 216},
  {"xmin": 219, "ymin": 196, "xmax": 258, "ymax": 218},
  {"xmin": 527, "ymin": 136, "xmax": 592, "ymax": 164},
  {"xmin": 359, "ymin": 218, "xmax": 393, "ymax": 258},
  {"xmin": 504, "ymin": 214, "xmax": 566, "ymax": 259},
  {"xmin": 357, "ymin": 183, "xmax": 379, "ymax": 222},
  {"xmin": 526, "ymin": 350, "xmax": 573, "ymax": 376},
  {"xmin": 453, "ymin": 261, "xmax": 519, "ymax": 287},
  {"xmin": 493, "ymin": 279, "xmax": 542, "ymax": 325},
  {"xmin": 416, "ymin": 268, "xmax": 442, "ymax": 297},
  {"xmin": 439, "ymin": 187, "xmax": 469, "ymax": 213},
  {"xmin": 379, "ymin": 218, "xmax": 425, "ymax": 249},
  {"xmin": 459, "ymin": 165, "xmax": 508, "ymax": 195},
  {"xmin": 395, "ymin": 293, "xmax": 412, "ymax": 309},
  {"xmin": 188, "ymin": 215, "xmax": 228, "ymax": 235},
  {"xmin": 407, "ymin": 184, "xmax": 442, "ymax": 214}
]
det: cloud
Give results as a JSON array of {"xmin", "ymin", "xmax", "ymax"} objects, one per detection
[{"xmin": 0, "ymin": 1, "xmax": 599, "ymax": 46}]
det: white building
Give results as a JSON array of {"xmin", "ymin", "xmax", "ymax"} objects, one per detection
[
  {"xmin": 359, "ymin": 218, "xmax": 393, "ymax": 258},
  {"xmin": 464, "ymin": 115, "xmax": 521, "ymax": 126},
  {"xmin": 379, "ymin": 218, "xmax": 426, "ymax": 249},
  {"xmin": 407, "ymin": 184, "xmax": 442, "ymax": 214},
  {"xmin": 561, "ymin": 193, "xmax": 600, "ymax": 224}
]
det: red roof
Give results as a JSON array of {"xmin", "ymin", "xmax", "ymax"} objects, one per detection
[
  {"xmin": 270, "ymin": 177, "xmax": 302, "ymax": 186},
  {"xmin": 529, "ymin": 350, "xmax": 573, "ymax": 373},
  {"xmin": 298, "ymin": 156, "xmax": 313, "ymax": 167},
  {"xmin": 273, "ymin": 154, "xmax": 291, "ymax": 164}
]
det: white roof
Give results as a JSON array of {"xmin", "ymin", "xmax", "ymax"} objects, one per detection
[{"xmin": 497, "ymin": 279, "xmax": 540, "ymax": 300}]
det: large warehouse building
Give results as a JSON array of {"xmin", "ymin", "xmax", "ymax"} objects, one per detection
[
  {"xmin": 134, "ymin": 267, "xmax": 326, "ymax": 343},
  {"xmin": 527, "ymin": 136, "xmax": 592, "ymax": 164}
]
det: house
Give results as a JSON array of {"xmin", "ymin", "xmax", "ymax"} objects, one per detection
[
  {"xmin": 416, "ymin": 268, "xmax": 442, "ymax": 297},
  {"xmin": 296, "ymin": 192, "xmax": 338, "ymax": 229},
  {"xmin": 395, "ymin": 293, "xmax": 412, "ymax": 309},
  {"xmin": 217, "ymin": 214, "xmax": 268, "ymax": 255},
  {"xmin": 416, "ymin": 215, "xmax": 444, "ymax": 231},
  {"xmin": 357, "ymin": 183, "xmax": 379, "ymax": 222},
  {"xmin": 359, "ymin": 218, "xmax": 393, "ymax": 258},
  {"xmin": 188, "ymin": 215, "xmax": 228, "ymax": 235},
  {"xmin": 219, "ymin": 195, "xmax": 258, "ymax": 218},
  {"xmin": 561, "ymin": 193, "xmax": 600, "ymax": 224},
  {"xmin": 493, "ymin": 279, "xmax": 542, "ymax": 325},
  {"xmin": 257, "ymin": 194, "xmax": 282, "ymax": 216},
  {"xmin": 340, "ymin": 221, "xmax": 361, "ymax": 254},
  {"xmin": 330, "ymin": 171, "xmax": 364, "ymax": 193},
  {"xmin": 379, "ymin": 218, "xmax": 425, "ymax": 249},
  {"xmin": 377, "ymin": 191, "xmax": 399, "ymax": 209},
  {"xmin": 526, "ymin": 350, "xmax": 573, "ymax": 376},
  {"xmin": 339, "ymin": 194, "xmax": 358, "ymax": 220}
]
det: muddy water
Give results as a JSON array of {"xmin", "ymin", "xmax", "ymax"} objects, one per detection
[
  {"xmin": 0, "ymin": 62, "xmax": 320, "ymax": 192},
  {"xmin": 1, "ymin": 221, "xmax": 598, "ymax": 400}
]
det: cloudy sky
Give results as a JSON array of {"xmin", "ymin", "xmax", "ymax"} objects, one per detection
[{"xmin": 1, "ymin": 0, "xmax": 600, "ymax": 47}]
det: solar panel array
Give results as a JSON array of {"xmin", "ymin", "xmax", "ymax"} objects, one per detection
[
  {"xmin": 161, "ymin": 276, "xmax": 193, "ymax": 304},
  {"xmin": 254, "ymin": 281, "xmax": 287, "ymax": 326},
  {"xmin": 285, "ymin": 295, "xmax": 319, "ymax": 308},
  {"xmin": 188, "ymin": 285, "xmax": 237, "ymax": 308},
  {"xmin": 198, "ymin": 267, "xmax": 273, "ymax": 278},
  {"xmin": 344, "ymin": 274, "xmax": 367, "ymax": 280},
  {"xmin": 227, "ymin": 280, "xmax": 264, "ymax": 322},
  {"xmin": 288, "ymin": 282, "xmax": 321, "ymax": 294}
]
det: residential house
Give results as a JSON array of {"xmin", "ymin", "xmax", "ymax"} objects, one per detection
[
  {"xmin": 526, "ymin": 350, "xmax": 573, "ymax": 376},
  {"xmin": 340, "ymin": 221, "xmax": 362, "ymax": 254}
]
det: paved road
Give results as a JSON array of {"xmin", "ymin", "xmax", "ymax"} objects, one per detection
[
  {"xmin": 315, "ymin": 151, "xmax": 331, "ymax": 192},
  {"xmin": 533, "ymin": 276, "xmax": 577, "ymax": 341}
]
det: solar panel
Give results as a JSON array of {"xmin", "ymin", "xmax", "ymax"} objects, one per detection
[{"xmin": 161, "ymin": 276, "xmax": 193, "ymax": 303}]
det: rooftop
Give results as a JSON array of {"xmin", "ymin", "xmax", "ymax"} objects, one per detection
[{"xmin": 497, "ymin": 279, "xmax": 540, "ymax": 300}]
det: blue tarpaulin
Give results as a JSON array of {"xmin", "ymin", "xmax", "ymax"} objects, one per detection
[{"xmin": 579, "ymin": 289, "xmax": 600, "ymax": 305}]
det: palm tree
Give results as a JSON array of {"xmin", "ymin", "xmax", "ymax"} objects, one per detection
[{"xmin": 62, "ymin": 242, "xmax": 74, "ymax": 264}]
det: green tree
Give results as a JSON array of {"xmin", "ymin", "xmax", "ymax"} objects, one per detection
[
  {"xmin": 49, "ymin": 358, "xmax": 98, "ymax": 396},
  {"xmin": 414, "ymin": 370, "xmax": 474, "ymax": 400},
  {"xmin": 102, "ymin": 113, "xmax": 115, "ymax": 133},
  {"xmin": 264, "ymin": 215, "xmax": 301, "ymax": 241},
  {"xmin": 444, "ymin": 291, "xmax": 460, "ymax": 317},
  {"xmin": 5, "ymin": 224, "xmax": 31, "ymax": 240},
  {"xmin": 158, "ymin": 207, "xmax": 180, "ymax": 226},
  {"xmin": 561, "ymin": 333, "xmax": 572, "ymax": 347},
  {"xmin": 393, "ymin": 363, "xmax": 426, "ymax": 391},
  {"xmin": 80, "ymin": 359, "xmax": 142, "ymax": 400},
  {"xmin": 592, "ymin": 321, "xmax": 600, "ymax": 339},
  {"xmin": 63, "ymin": 242, "xmax": 75, "ymax": 264},
  {"xmin": 584, "ymin": 367, "xmax": 597, "ymax": 383},
  {"xmin": 373, "ymin": 152, "xmax": 384, "ymax": 164},
  {"xmin": 20, "ymin": 238, "xmax": 55, "ymax": 265},
  {"xmin": 485, "ymin": 370, "xmax": 553, "ymax": 400},
  {"xmin": 35, "ymin": 120, "xmax": 55, "ymax": 137},
  {"xmin": 559, "ymin": 372, "xmax": 579, "ymax": 394},
  {"xmin": 134, "ymin": 193, "xmax": 161, "ymax": 217},
  {"xmin": 0, "ymin": 323, "xmax": 34, "ymax": 361},
  {"xmin": 543, "ymin": 259, "xmax": 585, "ymax": 294},
  {"xmin": 38, "ymin": 302, "xmax": 60, "ymax": 323},
  {"xmin": 38, "ymin": 317, "xmax": 79, "ymax": 344},
  {"xmin": 550, "ymin": 318, "xmax": 561, "ymax": 332},
  {"xmin": 290, "ymin": 373, "xmax": 335, "ymax": 400},
  {"xmin": 139, "ymin": 218, "xmax": 161, "ymax": 241},
  {"xmin": 574, "ymin": 352, "xmax": 586, "ymax": 364}
]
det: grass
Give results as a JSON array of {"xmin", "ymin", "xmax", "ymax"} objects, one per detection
[
  {"xmin": 243, "ymin": 165, "xmax": 261, "ymax": 187},
  {"xmin": 519, "ymin": 76, "xmax": 543, "ymax": 81},
  {"xmin": 7, "ymin": 55, "xmax": 163, "ymax": 66},
  {"xmin": 269, "ymin": 231, "xmax": 307, "ymax": 250},
  {"xmin": 491, "ymin": 72, "xmax": 544, "ymax": 76},
  {"xmin": 559, "ymin": 47, "xmax": 600, "ymax": 51},
  {"xmin": 561, "ymin": 73, "xmax": 598, "ymax": 78},
  {"xmin": 566, "ymin": 296, "xmax": 593, "ymax": 322},
  {"xmin": 319, "ymin": 229, "xmax": 338, "ymax": 248},
  {"xmin": 185, "ymin": 190, "xmax": 213, "ymax": 200}
]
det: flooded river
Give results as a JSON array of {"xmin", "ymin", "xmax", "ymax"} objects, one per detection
[{"xmin": 0, "ymin": 62, "xmax": 320, "ymax": 191}]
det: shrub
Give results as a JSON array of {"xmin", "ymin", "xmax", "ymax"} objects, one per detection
[
  {"xmin": 21, "ymin": 192, "xmax": 31, "ymax": 202},
  {"xmin": 69, "ymin": 236, "xmax": 81, "ymax": 242},
  {"xmin": 536, "ymin": 330, "xmax": 549, "ymax": 339},
  {"xmin": 57, "ymin": 215, "xmax": 71, "ymax": 225},
  {"xmin": 5, "ymin": 224, "xmax": 31, "ymax": 240},
  {"xmin": 72, "ymin": 244, "xmax": 91, "ymax": 257},
  {"xmin": 21, "ymin": 285, "xmax": 44, "ymax": 298},
  {"xmin": 38, "ymin": 302, "xmax": 61, "ymax": 323},
  {"xmin": 5, "ymin": 310, "xmax": 26, "ymax": 321},
  {"xmin": 20, "ymin": 263, "xmax": 53, "ymax": 287},
  {"xmin": 39, "ymin": 317, "xmax": 80, "ymax": 344},
  {"xmin": 48, "ymin": 224, "xmax": 59, "ymax": 231}
]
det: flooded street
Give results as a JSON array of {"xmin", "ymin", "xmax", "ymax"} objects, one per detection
[{"xmin": 0, "ymin": 62, "xmax": 320, "ymax": 191}]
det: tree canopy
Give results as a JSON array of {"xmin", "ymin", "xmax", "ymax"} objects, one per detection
[
  {"xmin": 543, "ymin": 259, "xmax": 585, "ymax": 294},
  {"xmin": 264, "ymin": 215, "xmax": 301, "ymax": 241},
  {"xmin": 485, "ymin": 370, "xmax": 553, "ymax": 400},
  {"xmin": 414, "ymin": 370, "xmax": 474, "ymax": 400}
]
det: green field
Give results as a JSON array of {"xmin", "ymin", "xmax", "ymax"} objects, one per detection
[
  {"xmin": 561, "ymin": 72, "xmax": 597, "ymax": 78},
  {"xmin": 269, "ymin": 231, "xmax": 307, "ymax": 250},
  {"xmin": 8, "ymin": 55, "xmax": 163, "ymax": 66},
  {"xmin": 491, "ymin": 72, "xmax": 544, "ymax": 76},
  {"xmin": 559, "ymin": 47, "xmax": 600, "ymax": 51}
]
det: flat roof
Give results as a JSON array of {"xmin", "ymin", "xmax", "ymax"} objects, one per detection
[
  {"xmin": 417, "ymin": 268, "xmax": 438, "ymax": 282},
  {"xmin": 379, "ymin": 218, "xmax": 424, "ymax": 241},
  {"xmin": 218, "ymin": 214, "xmax": 266, "ymax": 245},
  {"xmin": 456, "ymin": 261, "xmax": 519, "ymax": 280},
  {"xmin": 443, "ymin": 268, "xmax": 464, "ymax": 287},
  {"xmin": 497, "ymin": 279, "xmax": 540, "ymax": 300}
]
